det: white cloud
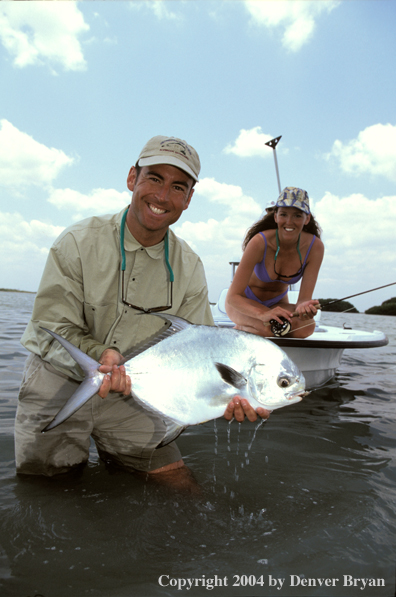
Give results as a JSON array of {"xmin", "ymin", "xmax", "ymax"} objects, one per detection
[
  {"xmin": 224, "ymin": 127, "xmax": 277, "ymax": 158},
  {"xmin": 0, "ymin": 1, "xmax": 89, "ymax": 72},
  {"xmin": 328, "ymin": 123, "xmax": 396, "ymax": 182},
  {"xmin": 0, "ymin": 211, "xmax": 64, "ymax": 250},
  {"xmin": 244, "ymin": 0, "xmax": 339, "ymax": 51},
  {"xmin": 195, "ymin": 177, "xmax": 262, "ymax": 215},
  {"xmin": 128, "ymin": 0, "xmax": 182, "ymax": 21},
  {"xmin": 48, "ymin": 187, "xmax": 131, "ymax": 220},
  {"xmin": 312, "ymin": 192, "xmax": 396, "ymax": 297},
  {"xmin": 175, "ymin": 176, "xmax": 263, "ymax": 299},
  {"xmin": 0, "ymin": 211, "xmax": 65, "ymax": 291},
  {"xmin": 315, "ymin": 191, "xmax": 396, "ymax": 245},
  {"xmin": 0, "ymin": 120, "xmax": 74, "ymax": 191}
]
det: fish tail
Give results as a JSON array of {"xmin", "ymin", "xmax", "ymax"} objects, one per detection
[{"xmin": 40, "ymin": 327, "xmax": 104, "ymax": 432}]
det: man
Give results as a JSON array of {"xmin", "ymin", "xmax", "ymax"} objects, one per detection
[
  {"xmin": 15, "ymin": 135, "xmax": 269, "ymax": 484},
  {"xmin": 265, "ymin": 199, "xmax": 276, "ymax": 214}
]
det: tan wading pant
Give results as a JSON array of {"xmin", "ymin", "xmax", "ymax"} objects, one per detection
[{"xmin": 15, "ymin": 354, "xmax": 181, "ymax": 476}]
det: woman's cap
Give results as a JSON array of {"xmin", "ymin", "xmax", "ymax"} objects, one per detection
[
  {"xmin": 275, "ymin": 187, "xmax": 310, "ymax": 214},
  {"xmin": 137, "ymin": 135, "xmax": 201, "ymax": 181}
]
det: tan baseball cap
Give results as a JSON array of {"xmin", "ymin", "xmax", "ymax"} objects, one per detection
[{"xmin": 137, "ymin": 135, "xmax": 201, "ymax": 181}]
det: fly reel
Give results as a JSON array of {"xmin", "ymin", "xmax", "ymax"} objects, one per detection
[{"xmin": 270, "ymin": 316, "xmax": 291, "ymax": 337}]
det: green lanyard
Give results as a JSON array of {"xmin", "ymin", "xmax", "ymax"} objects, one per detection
[
  {"xmin": 275, "ymin": 229, "xmax": 302, "ymax": 262},
  {"xmin": 120, "ymin": 208, "xmax": 174, "ymax": 282}
]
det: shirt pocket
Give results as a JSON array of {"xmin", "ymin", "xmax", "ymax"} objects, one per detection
[{"xmin": 83, "ymin": 302, "xmax": 119, "ymax": 344}]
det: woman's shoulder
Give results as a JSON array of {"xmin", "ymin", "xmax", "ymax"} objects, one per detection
[
  {"xmin": 249, "ymin": 229, "xmax": 276, "ymax": 245},
  {"xmin": 302, "ymin": 231, "xmax": 324, "ymax": 258},
  {"xmin": 301, "ymin": 230, "xmax": 323, "ymax": 246},
  {"xmin": 244, "ymin": 230, "xmax": 272, "ymax": 261}
]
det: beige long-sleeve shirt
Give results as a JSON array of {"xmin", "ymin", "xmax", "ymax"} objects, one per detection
[{"xmin": 21, "ymin": 206, "xmax": 214, "ymax": 380}]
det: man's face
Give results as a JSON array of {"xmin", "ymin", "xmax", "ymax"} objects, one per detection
[{"xmin": 126, "ymin": 164, "xmax": 194, "ymax": 245}]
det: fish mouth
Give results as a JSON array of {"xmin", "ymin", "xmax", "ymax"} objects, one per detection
[{"xmin": 286, "ymin": 390, "xmax": 310, "ymax": 403}]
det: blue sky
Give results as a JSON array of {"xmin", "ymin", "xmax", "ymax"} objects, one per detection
[{"xmin": 1, "ymin": 0, "xmax": 395, "ymax": 311}]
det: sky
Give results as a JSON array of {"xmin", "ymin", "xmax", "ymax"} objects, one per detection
[{"xmin": 0, "ymin": 0, "xmax": 395, "ymax": 312}]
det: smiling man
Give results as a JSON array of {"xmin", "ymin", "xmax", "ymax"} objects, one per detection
[{"xmin": 15, "ymin": 135, "xmax": 269, "ymax": 486}]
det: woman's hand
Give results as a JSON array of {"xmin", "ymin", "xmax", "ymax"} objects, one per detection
[
  {"xmin": 258, "ymin": 305, "xmax": 293, "ymax": 326},
  {"xmin": 294, "ymin": 300, "xmax": 320, "ymax": 320}
]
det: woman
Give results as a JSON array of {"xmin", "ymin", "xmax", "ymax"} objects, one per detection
[{"xmin": 225, "ymin": 187, "xmax": 324, "ymax": 338}]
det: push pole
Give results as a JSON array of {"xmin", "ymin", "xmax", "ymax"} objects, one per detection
[{"xmin": 265, "ymin": 135, "xmax": 282, "ymax": 194}]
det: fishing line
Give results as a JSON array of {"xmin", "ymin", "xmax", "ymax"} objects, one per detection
[{"xmin": 269, "ymin": 281, "xmax": 396, "ymax": 337}]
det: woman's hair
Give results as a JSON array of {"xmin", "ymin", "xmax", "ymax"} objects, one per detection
[{"xmin": 242, "ymin": 208, "xmax": 322, "ymax": 250}]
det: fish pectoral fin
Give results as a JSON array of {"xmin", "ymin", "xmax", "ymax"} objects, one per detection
[
  {"xmin": 214, "ymin": 362, "xmax": 247, "ymax": 390},
  {"xmin": 156, "ymin": 419, "xmax": 188, "ymax": 449}
]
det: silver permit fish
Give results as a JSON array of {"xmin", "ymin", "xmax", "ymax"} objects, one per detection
[{"xmin": 41, "ymin": 314, "xmax": 306, "ymax": 445}]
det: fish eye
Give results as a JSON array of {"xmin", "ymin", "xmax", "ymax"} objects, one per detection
[{"xmin": 277, "ymin": 376, "xmax": 291, "ymax": 388}]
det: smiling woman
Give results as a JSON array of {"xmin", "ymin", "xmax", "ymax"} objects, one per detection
[{"xmin": 225, "ymin": 187, "xmax": 324, "ymax": 339}]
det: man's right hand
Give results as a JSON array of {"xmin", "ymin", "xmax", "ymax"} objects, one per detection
[{"xmin": 98, "ymin": 349, "xmax": 132, "ymax": 398}]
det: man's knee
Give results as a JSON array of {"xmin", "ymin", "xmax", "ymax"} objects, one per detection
[{"xmin": 148, "ymin": 459, "xmax": 185, "ymax": 474}]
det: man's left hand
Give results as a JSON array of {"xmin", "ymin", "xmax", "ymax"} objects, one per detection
[{"xmin": 223, "ymin": 397, "xmax": 271, "ymax": 422}]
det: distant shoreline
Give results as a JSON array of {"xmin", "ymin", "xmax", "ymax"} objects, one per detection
[{"xmin": 0, "ymin": 289, "xmax": 36, "ymax": 294}]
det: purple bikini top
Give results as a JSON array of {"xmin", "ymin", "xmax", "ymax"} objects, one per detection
[{"xmin": 254, "ymin": 232, "xmax": 316, "ymax": 285}]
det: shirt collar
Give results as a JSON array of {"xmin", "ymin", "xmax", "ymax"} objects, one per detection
[{"xmin": 123, "ymin": 217, "xmax": 165, "ymax": 259}]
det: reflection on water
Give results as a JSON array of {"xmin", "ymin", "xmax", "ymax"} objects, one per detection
[{"xmin": 0, "ymin": 293, "xmax": 395, "ymax": 596}]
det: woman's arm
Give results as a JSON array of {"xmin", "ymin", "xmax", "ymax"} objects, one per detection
[{"xmin": 295, "ymin": 237, "xmax": 325, "ymax": 318}]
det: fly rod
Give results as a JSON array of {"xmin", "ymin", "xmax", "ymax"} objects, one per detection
[{"xmin": 315, "ymin": 281, "xmax": 396, "ymax": 310}]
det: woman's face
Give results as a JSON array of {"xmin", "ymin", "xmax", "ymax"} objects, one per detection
[{"xmin": 274, "ymin": 206, "xmax": 310, "ymax": 237}]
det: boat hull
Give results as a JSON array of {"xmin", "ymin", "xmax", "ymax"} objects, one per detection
[{"xmin": 275, "ymin": 344, "xmax": 343, "ymax": 389}]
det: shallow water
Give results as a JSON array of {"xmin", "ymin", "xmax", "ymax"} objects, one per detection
[{"xmin": 0, "ymin": 292, "xmax": 395, "ymax": 597}]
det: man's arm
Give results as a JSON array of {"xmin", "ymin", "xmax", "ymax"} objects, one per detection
[{"xmin": 22, "ymin": 234, "xmax": 120, "ymax": 381}]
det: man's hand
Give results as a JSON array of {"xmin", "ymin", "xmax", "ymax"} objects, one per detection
[
  {"xmin": 223, "ymin": 396, "xmax": 271, "ymax": 423},
  {"xmin": 98, "ymin": 349, "xmax": 131, "ymax": 398}
]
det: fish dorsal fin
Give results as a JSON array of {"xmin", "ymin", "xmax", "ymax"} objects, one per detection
[
  {"xmin": 214, "ymin": 362, "xmax": 247, "ymax": 390},
  {"xmin": 121, "ymin": 314, "xmax": 193, "ymax": 363},
  {"xmin": 150, "ymin": 313, "xmax": 193, "ymax": 332}
]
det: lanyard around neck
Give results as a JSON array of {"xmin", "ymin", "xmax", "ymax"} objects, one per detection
[
  {"xmin": 275, "ymin": 229, "xmax": 302, "ymax": 262},
  {"xmin": 120, "ymin": 208, "xmax": 174, "ymax": 282}
]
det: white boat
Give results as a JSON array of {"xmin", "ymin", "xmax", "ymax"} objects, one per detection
[{"xmin": 211, "ymin": 286, "xmax": 389, "ymax": 390}]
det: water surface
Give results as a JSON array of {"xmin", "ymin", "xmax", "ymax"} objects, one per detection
[{"xmin": 0, "ymin": 292, "xmax": 395, "ymax": 597}]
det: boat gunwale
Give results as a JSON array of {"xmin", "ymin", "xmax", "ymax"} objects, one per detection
[
  {"xmin": 212, "ymin": 320, "xmax": 389, "ymax": 349},
  {"xmin": 267, "ymin": 335, "xmax": 389, "ymax": 349}
]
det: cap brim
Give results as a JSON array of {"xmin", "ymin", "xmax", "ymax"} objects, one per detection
[
  {"xmin": 275, "ymin": 201, "xmax": 310, "ymax": 214},
  {"xmin": 138, "ymin": 155, "xmax": 198, "ymax": 181}
]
